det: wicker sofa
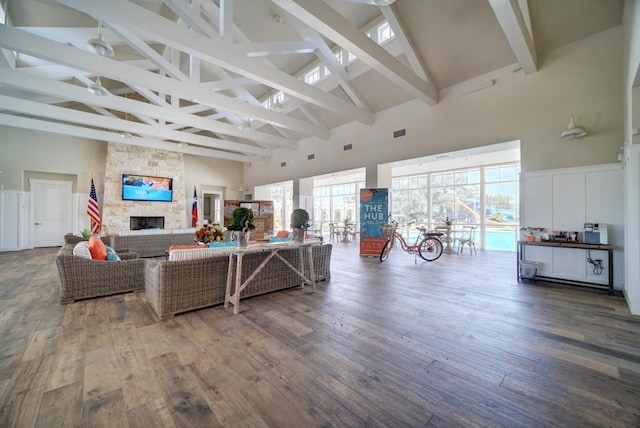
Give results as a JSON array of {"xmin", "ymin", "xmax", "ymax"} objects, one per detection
[
  {"xmin": 145, "ymin": 243, "xmax": 332, "ymax": 319},
  {"xmin": 108, "ymin": 231, "xmax": 196, "ymax": 258},
  {"xmin": 55, "ymin": 244, "xmax": 145, "ymax": 304}
]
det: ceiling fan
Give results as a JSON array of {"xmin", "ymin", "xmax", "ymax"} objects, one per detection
[{"xmin": 341, "ymin": 0, "xmax": 396, "ymax": 5}]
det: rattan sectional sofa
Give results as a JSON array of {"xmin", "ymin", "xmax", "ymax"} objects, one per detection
[
  {"xmin": 108, "ymin": 230, "xmax": 196, "ymax": 258},
  {"xmin": 56, "ymin": 244, "xmax": 145, "ymax": 303},
  {"xmin": 145, "ymin": 243, "xmax": 332, "ymax": 319}
]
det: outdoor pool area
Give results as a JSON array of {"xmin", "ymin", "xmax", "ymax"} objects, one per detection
[{"xmin": 401, "ymin": 228, "xmax": 517, "ymax": 252}]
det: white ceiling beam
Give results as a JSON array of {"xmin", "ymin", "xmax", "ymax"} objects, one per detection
[
  {"xmin": 0, "ymin": 113, "xmax": 254, "ymax": 163},
  {"xmin": 380, "ymin": 5, "xmax": 433, "ymax": 84},
  {"xmin": 199, "ymin": 77, "xmax": 256, "ymax": 91},
  {"xmin": 288, "ymin": 17, "xmax": 368, "ymax": 109},
  {"xmin": 0, "ymin": 67, "xmax": 295, "ymax": 149},
  {"xmin": 219, "ymin": 0, "xmax": 234, "ymax": 43},
  {"xmin": 237, "ymin": 41, "xmax": 317, "ymax": 57},
  {"xmin": 488, "ymin": 0, "xmax": 537, "ymax": 75},
  {"xmin": 0, "ymin": 25, "xmax": 328, "ymax": 139},
  {"xmin": 19, "ymin": 59, "xmax": 157, "ymax": 80},
  {"xmin": 0, "ymin": 94, "xmax": 273, "ymax": 157},
  {"xmin": 164, "ymin": 0, "xmax": 218, "ymax": 39},
  {"xmin": 272, "ymin": 0, "xmax": 438, "ymax": 106},
  {"xmin": 54, "ymin": 0, "xmax": 373, "ymax": 125},
  {"xmin": 108, "ymin": 24, "xmax": 189, "ymax": 81}
]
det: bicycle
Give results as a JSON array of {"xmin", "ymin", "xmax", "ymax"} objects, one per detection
[{"xmin": 379, "ymin": 221, "xmax": 444, "ymax": 263}]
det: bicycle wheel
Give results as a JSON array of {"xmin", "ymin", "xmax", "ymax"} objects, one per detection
[
  {"xmin": 380, "ymin": 239, "xmax": 393, "ymax": 262},
  {"xmin": 418, "ymin": 237, "xmax": 443, "ymax": 262}
]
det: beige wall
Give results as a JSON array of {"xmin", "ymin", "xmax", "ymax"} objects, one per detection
[
  {"xmin": 0, "ymin": 127, "xmax": 107, "ymax": 192},
  {"xmin": 244, "ymin": 26, "xmax": 623, "ymax": 187}
]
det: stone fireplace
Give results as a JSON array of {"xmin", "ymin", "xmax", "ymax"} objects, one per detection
[{"xmin": 102, "ymin": 142, "xmax": 186, "ymax": 234}]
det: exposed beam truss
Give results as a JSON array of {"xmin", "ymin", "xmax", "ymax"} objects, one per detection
[{"xmin": 488, "ymin": 0, "xmax": 537, "ymax": 75}]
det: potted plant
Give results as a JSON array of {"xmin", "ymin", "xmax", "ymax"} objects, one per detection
[
  {"xmin": 290, "ymin": 208, "xmax": 310, "ymax": 243},
  {"xmin": 227, "ymin": 207, "xmax": 255, "ymax": 247}
]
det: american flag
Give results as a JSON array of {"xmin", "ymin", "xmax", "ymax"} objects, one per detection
[
  {"xmin": 88, "ymin": 178, "xmax": 101, "ymax": 235},
  {"xmin": 191, "ymin": 186, "xmax": 198, "ymax": 227}
]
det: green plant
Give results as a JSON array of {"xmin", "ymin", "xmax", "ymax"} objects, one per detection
[
  {"xmin": 228, "ymin": 207, "xmax": 255, "ymax": 231},
  {"xmin": 290, "ymin": 208, "xmax": 310, "ymax": 229}
]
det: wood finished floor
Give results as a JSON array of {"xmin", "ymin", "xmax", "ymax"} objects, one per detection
[{"xmin": 1, "ymin": 242, "xmax": 640, "ymax": 427}]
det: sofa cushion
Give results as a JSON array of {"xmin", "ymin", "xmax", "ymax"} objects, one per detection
[
  {"xmin": 89, "ymin": 236, "xmax": 107, "ymax": 261},
  {"xmin": 106, "ymin": 245, "xmax": 121, "ymax": 261},
  {"xmin": 72, "ymin": 241, "xmax": 92, "ymax": 259},
  {"xmin": 168, "ymin": 247, "xmax": 234, "ymax": 261}
]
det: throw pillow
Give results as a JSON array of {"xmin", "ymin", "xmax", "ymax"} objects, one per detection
[
  {"xmin": 269, "ymin": 236, "xmax": 292, "ymax": 243},
  {"xmin": 105, "ymin": 245, "xmax": 121, "ymax": 261},
  {"xmin": 209, "ymin": 241, "xmax": 235, "ymax": 247},
  {"xmin": 72, "ymin": 241, "xmax": 92, "ymax": 259},
  {"xmin": 276, "ymin": 230, "xmax": 290, "ymax": 238},
  {"xmin": 89, "ymin": 236, "xmax": 107, "ymax": 261}
]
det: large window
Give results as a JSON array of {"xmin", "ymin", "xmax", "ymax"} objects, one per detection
[
  {"xmin": 313, "ymin": 180, "xmax": 365, "ymax": 232},
  {"xmin": 269, "ymin": 182, "xmax": 293, "ymax": 231},
  {"xmin": 391, "ymin": 162, "xmax": 520, "ymax": 251}
]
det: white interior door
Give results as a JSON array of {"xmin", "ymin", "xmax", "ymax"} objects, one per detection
[{"xmin": 31, "ymin": 179, "xmax": 73, "ymax": 247}]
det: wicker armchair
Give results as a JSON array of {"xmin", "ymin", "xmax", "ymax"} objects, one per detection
[{"xmin": 56, "ymin": 244, "xmax": 144, "ymax": 304}]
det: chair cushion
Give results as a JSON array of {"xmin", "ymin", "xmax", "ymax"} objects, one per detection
[
  {"xmin": 72, "ymin": 241, "xmax": 92, "ymax": 259},
  {"xmin": 89, "ymin": 236, "xmax": 108, "ymax": 261},
  {"xmin": 106, "ymin": 245, "xmax": 121, "ymax": 261}
]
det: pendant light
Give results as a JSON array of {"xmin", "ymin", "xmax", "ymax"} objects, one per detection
[
  {"xmin": 87, "ymin": 22, "xmax": 114, "ymax": 58},
  {"xmin": 560, "ymin": 114, "xmax": 587, "ymax": 139},
  {"xmin": 87, "ymin": 76, "xmax": 109, "ymax": 96}
]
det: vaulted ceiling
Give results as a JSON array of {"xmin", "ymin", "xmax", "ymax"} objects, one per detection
[{"xmin": 0, "ymin": 0, "xmax": 622, "ymax": 163}]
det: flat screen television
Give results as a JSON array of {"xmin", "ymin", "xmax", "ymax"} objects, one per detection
[{"xmin": 122, "ymin": 174, "xmax": 173, "ymax": 202}]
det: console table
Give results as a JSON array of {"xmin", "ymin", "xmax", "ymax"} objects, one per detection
[
  {"xmin": 517, "ymin": 240, "xmax": 614, "ymax": 294},
  {"xmin": 224, "ymin": 241, "xmax": 320, "ymax": 314}
]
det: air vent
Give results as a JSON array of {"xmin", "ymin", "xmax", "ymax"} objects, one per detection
[
  {"xmin": 343, "ymin": 144, "xmax": 352, "ymax": 151},
  {"xmin": 308, "ymin": 154, "xmax": 315, "ymax": 160},
  {"xmin": 280, "ymin": 161, "xmax": 286, "ymax": 167},
  {"xmin": 393, "ymin": 129, "xmax": 406, "ymax": 138}
]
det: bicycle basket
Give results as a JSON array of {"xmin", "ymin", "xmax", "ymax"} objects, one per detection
[{"xmin": 381, "ymin": 223, "xmax": 396, "ymax": 238}]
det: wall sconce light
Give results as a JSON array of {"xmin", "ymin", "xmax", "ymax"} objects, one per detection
[{"xmin": 560, "ymin": 114, "xmax": 587, "ymax": 139}]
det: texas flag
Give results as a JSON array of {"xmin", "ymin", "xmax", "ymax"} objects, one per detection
[{"xmin": 191, "ymin": 186, "xmax": 198, "ymax": 227}]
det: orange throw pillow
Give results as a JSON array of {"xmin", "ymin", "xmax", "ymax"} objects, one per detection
[
  {"xmin": 276, "ymin": 230, "xmax": 290, "ymax": 238},
  {"xmin": 88, "ymin": 236, "xmax": 107, "ymax": 261}
]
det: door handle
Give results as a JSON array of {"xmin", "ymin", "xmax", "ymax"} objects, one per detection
[{"xmin": 34, "ymin": 222, "xmax": 41, "ymax": 225}]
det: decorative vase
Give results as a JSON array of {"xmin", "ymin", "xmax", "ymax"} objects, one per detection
[
  {"xmin": 223, "ymin": 230, "xmax": 233, "ymax": 242},
  {"xmin": 235, "ymin": 231, "xmax": 251, "ymax": 248},
  {"xmin": 292, "ymin": 228, "xmax": 305, "ymax": 243}
]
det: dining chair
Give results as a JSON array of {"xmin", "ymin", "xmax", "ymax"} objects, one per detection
[
  {"xmin": 345, "ymin": 223, "xmax": 358, "ymax": 241},
  {"xmin": 328, "ymin": 223, "xmax": 341, "ymax": 242},
  {"xmin": 457, "ymin": 226, "xmax": 477, "ymax": 255}
]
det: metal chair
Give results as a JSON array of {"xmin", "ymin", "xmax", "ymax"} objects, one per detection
[
  {"xmin": 456, "ymin": 226, "xmax": 477, "ymax": 255},
  {"xmin": 328, "ymin": 223, "xmax": 342, "ymax": 242}
]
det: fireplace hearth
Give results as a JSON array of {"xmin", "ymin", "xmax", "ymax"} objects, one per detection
[{"xmin": 130, "ymin": 216, "xmax": 164, "ymax": 230}]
